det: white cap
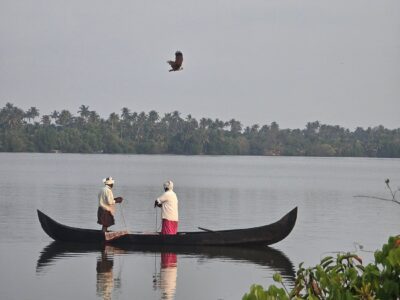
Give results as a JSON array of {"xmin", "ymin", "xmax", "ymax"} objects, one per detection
[
  {"xmin": 103, "ymin": 177, "xmax": 115, "ymax": 185},
  {"xmin": 163, "ymin": 180, "xmax": 174, "ymax": 190}
]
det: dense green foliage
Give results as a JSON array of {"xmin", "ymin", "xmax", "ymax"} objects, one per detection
[
  {"xmin": 1, "ymin": 103, "xmax": 400, "ymax": 157},
  {"xmin": 243, "ymin": 236, "xmax": 400, "ymax": 300}
]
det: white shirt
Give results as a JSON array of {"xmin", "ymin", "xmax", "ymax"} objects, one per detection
[
  {"xmin": 160, "ymin": 265, "xmax": 177, "ymax": 300},
  {"xmin": 156, "ymin": 190, "xmax": 179, "ymax": 221},
  {"xmin": 98, "ymin": 185, "xmax": 116, "ymax": 214}
]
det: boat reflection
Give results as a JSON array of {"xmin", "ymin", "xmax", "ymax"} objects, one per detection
[{"xmin": 36, "ymin": 242, "xmax": 295, "ymax": 299}]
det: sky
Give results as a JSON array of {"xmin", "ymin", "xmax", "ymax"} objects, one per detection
[{"xmin": 1, "ymin": 0, "xmax": 399, "ymax": 130}]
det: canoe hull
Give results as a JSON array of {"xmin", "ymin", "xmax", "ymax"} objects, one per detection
[{"xmin": 37, "ymin": 207, "xmax": 297, "ymax": 246}]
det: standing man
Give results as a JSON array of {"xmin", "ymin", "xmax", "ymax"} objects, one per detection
[
  {"xmin": 98, "ymin": 177, "xmax": 123, "ymax": 232},
  {"xmin": 154, "ymin": 180, "xmax": 179, "ymax": 235}
]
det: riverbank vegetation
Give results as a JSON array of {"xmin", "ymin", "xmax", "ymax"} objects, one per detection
[
  {"xmin": 1, "ymin": 103, "xmax": 400, "ymax": 157},
  {"xmin": 243, "ymin": 236, "xmax": 400, "ymax": 300}
]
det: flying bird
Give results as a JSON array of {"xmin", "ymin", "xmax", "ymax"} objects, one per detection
[{"xmin": 167, "ymin": 51, "xmax": 183, "ymax": 72}]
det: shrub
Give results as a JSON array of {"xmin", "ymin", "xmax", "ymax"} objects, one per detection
[{"xmin": 243, "ymin": 236, "xmax": 400, "ymax": 300}]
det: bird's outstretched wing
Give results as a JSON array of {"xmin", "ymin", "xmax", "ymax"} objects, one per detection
[{"xmin": 167, "ymin": 51, "xmax": 183, "ymax": 71}]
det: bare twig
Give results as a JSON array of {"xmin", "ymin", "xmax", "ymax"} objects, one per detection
[
  {"xmin": 353, "ymin": 195, "xmax": 400, "ymax": 205},
  {"xmin": 353, "ymin": 178, "xmax": 400, "ymax": 206},
  {"xmin": 353, "ymin": 242, "xmax": 374, "ymax": 253},
  {"xmin": 385, "ymin": 178, "xmax": 396, "ymax": 200}
]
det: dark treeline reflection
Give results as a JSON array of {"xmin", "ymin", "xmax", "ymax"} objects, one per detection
[{"xmin": 2, "ymin": 103, "xmax": 400, "ymax": 157}]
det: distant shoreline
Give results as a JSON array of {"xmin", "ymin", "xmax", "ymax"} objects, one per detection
[
  {"xmin": 1, "ymin": 152, "xmax": 400, "ymax": 160},
  {"xmin": 1, "ymin": 103, "xmax": 399, "ymax": 158}
]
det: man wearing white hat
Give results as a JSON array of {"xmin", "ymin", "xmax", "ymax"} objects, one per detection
[
  {"xmin": 97, "ymin": 177, "xmax": 123, "ymax": 232},
  {"xmin": 154, "ymin": 180, "xmax": 179, "ymax": 235}
]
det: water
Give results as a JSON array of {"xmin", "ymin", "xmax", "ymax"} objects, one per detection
[{"xmin": 0, "ymin": 153, "xmax": 399, "ymax": 300}]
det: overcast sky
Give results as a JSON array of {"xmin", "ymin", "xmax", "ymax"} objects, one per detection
[{"xmin": 1, "ymin": 0, "xmax": 399, "ymax": 129}]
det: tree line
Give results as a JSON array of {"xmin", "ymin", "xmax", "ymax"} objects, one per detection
[{"xmin": 1, "ymin": 102, "xmax": 399, "ymax": 157}]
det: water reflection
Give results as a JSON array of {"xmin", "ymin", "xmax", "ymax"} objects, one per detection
[
  {"xmin": 36, "ymin": 242, "xmax": 295, "ymax": 299},
  {"xmin": 153, "ymin": 253, "xmax": 178, "ymax": 300},
  {"xmin": 96, "ymin": 246, "xmax": 124, "ymax": 300}
]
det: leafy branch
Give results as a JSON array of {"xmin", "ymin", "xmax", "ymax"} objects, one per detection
[{"xmin": 243, "ymin": 236, "xmax": 400, "ymax": 300}]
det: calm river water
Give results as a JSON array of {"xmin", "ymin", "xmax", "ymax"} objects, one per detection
[{"xmin": 0, "ymin": 153, "xmax": 399, "ymax": 300}]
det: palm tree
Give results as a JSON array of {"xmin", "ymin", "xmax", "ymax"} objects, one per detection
[
  {"xmin": 185, "ymin": 114, "xmax": 198, "ymax": 131},
  {"xmin": 78, "ymin": 105, "xmax": 90, "ymax": 120},
  {"xmin": 108, "ymin": 113, "xmax": 120, "ymax": 131},
  {"xmin": 121, "ymin": 107, "xmax": 131, "ymax": 122},
  {"xmin": 228, "ymin": 119, "xmax": 242, "ymax": 137},
  {"xmin": 41, "ymin": 115, "xmax": 51, "ymax": 126},
  {"xmin": 145, "ymin": 110, "xmax": 160, "ymax": 140},
  {"xmin": 0, "ymin": 102, "xmax": 25, "ymax": 129},
  {"xmin": 51, "ymin": 110, "xmax": 59, "ymax": 124},
  {"xmin": 135, "ymin": 112, "xmax": 147, "ymax": 141},
  {"xmin": 25, "ymin": 106, "xmax": 40, "ymax": 123},
  {"xmin": 200, "ymin": 118, "xmax": 212, "ymax": 129},
  {"xmin": 169, "ymin": 111, "xmax": 183, "ymax": 136},
  {"xmin": 88, "ymin": 111, "xmax": 100, "ymax": 124},
  {"xmin": 130, "ymin": 112, "xmax": 138, "ymax": 123},
  {"xmin": 211, "ymin": 118, "xmax": 227, "ymax": 131},
  {"xmin": 199, "ymin": 118, "xmax": 212, "ymax": 153},
  {"xmin": 57, "ymin": 110, "xmax": 73, "ymax": 127},
  {"xmin": 148, "ymin": 110, "xmax": 159, "ymax": 124},
  {"xmin": 182, "ymin": 114, "xmax": 200, "ymax": 153},
  {"xmin": 120, "ymin": 107, "xmax": 131, "ymax": 139},
  {"xmin": 271, "ymin": 122, "xmax": 280, "ymax": 132}
]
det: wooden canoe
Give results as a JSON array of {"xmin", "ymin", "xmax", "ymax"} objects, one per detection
[{"xmin": 37, "ymin": 207, "xmax": 297, "ymax": 246}]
